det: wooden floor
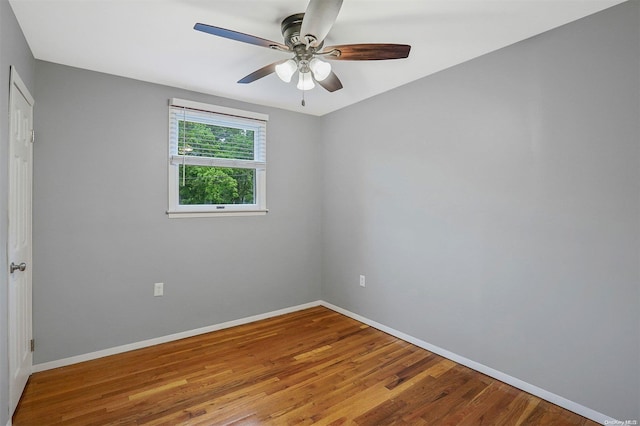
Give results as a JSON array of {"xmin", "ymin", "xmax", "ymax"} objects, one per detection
[{"xmin": 14, "ymin": 306, "xmax": 598, "ymax": 425}]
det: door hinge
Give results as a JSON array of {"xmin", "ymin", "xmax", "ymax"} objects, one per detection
[
  {"xmin": 30, "ymin": 339, "xmax": 34, "ymax": 352},
  {"xmin": 31, "ymin": 130, "xmax": 35, "ymax": 144}
]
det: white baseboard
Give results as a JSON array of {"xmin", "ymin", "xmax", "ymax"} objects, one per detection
[
  {"xmin": 32, "ymin": 299, "xmax": 615, "ymax": 424},
  {"xmin": 319, "ymin": 301, "xmax": 614, "ymax": 425},
  {"xmin": 32, "ymin": 301, "xmax": 323, "ymax": 373}
]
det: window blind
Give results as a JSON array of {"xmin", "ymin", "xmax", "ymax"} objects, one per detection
[{"xmin": 169, "ymin": 99, "xmax": 267, "ymax": 170}]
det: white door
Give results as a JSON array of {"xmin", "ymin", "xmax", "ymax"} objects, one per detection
[{"xmin": 8, "ymin": 66, "xmax": 34, "ymax": 416}]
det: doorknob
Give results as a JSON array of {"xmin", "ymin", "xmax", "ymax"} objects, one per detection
[{"xmin": 10, "ymin": 262, "xmax": 27, "ymax": 273}]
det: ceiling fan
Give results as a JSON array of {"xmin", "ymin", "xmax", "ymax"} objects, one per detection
[{"xmin": 194, "ymin": 0, "xmax": 411, "ymax": 96}]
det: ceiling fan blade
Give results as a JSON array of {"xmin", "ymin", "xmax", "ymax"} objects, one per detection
[
  {"xmin": 238, "ymin": 61, "xmax": 285, "ymax": 84},
  {"xmin": 300, "ymin": 0, "xmax": 343, "ymax": 47},
  {"xmin": 320, "ymin": 44, "xmax": 411, "ymax": 61},
  {"xmin": 317, "ymin": 71, "xmax": 343, "ymax": 92},
  {"xmin": 194, "ymin": 23, "xmax": 289, "ymax": 51}
]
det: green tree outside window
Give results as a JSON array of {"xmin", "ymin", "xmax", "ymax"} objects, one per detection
[{"xmin": 178, "ymin": 122, "xmax": 255, "ymax": 205}]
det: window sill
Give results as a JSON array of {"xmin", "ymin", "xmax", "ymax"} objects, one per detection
[{"xmin": 167, "ymin": 209, "xmax": 268, "ymax": 218}]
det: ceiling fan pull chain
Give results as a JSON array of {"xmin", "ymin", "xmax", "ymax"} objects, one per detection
[{"xmin": 301, "ymin": 90, "xmax": 306, "ymax": 107}]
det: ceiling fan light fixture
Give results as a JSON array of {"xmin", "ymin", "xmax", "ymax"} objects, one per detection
[
  {"xmin": 275, "ymin": 59, "xmax": 297, "ymax": 83},
  {"xmin": 297, "ymin": 71, "xmax": 315, "ymax": 91},
  {"xmin": 309, "ymin": 58, "xmax": 331, "ymax": 81}
]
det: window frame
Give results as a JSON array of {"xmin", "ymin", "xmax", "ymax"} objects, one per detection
[{"xmin": 167, "ymin": 98, "xmax": 268, "ymax": 218}]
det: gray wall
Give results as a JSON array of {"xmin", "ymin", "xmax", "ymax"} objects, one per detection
[
  {"xmin": 320, "ymin": 1, "xmax": 639, "ymax": 421},
  {"xmin": 0, "ymin": 0, "xmax": 34, "ymax": 423},
  {"xmin": 32, "ymin": 62, "xmax": 323, "ymax": 364}
]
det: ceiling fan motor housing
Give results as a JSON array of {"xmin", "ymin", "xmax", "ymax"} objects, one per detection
[{"xmin": 281, "ymin": 13, "xmax": 323, "ymax": 51}]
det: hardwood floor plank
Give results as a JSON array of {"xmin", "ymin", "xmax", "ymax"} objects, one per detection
[
  {"xmin": 13, "ymin": 306, "xmax": 599, "ymax": 425},
  {"xmin": 418, "ymin": 375, "xmax": 490, "ymax": 423}
]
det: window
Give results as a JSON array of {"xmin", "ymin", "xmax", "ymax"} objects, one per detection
[{"xmin": 167, "ymin": 98, "xmax": 268, "ymax": 217}]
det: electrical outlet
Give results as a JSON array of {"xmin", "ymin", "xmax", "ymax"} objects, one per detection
[
  {"xmin": 154, "ymin": 282, "xmax": 164, "ymax": 297},
  {"xmin": 359, "ymin": 275, "xmax": 366, "ymax": 287}
]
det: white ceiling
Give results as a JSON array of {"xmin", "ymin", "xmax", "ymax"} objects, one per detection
[{"xmin": 9, "ymin": 0, "xmax": 625, "ymax": 116}]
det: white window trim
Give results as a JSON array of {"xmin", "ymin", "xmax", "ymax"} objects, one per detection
[{"xmin": 167, "ymin": 98, "xmax": 268, "ymax": 218}]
